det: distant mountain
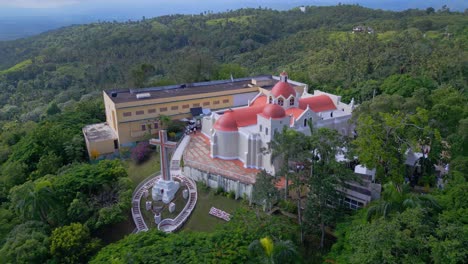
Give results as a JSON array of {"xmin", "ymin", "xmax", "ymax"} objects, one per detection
[{"xmin": 0, "ymin": 0, "xmax": 465, "ymax": 41}]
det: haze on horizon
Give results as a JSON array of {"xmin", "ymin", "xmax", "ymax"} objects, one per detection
[{"xmin": 0, "ymin": 0, "xmax": 466, "ymax": 40}]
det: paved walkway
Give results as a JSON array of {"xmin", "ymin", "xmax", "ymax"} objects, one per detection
[
  {"xmin": 132, "ymin": 136, "xmax": 197, "ymax": 233},
  {"xmin": 184, "ymin": 133, "xmax": 259, "ymax": 184}
]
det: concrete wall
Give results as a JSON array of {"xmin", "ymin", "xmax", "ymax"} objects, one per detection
[
  {"xmin": 84, "ymin": 138, "xmax": 115, "ymax": 158},
  {"xmin": 183, "ymin": 166, "xmax": 253, "ymax": 199}
]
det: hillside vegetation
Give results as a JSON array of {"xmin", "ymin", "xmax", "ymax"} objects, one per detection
[{"xmin": 0, "ymin": 5, "xmax": 466, "ymax": 263}]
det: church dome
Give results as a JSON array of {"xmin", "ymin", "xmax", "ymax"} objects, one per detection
[
  {"xmin": 271, "ymin": 79, "xmax": 296, "ymax": 99},
  {"xmin": 214, "ymin": 111, "xmax": 238, "ymax": 131},
  {"xmin": 261, "ymin": 104, "xmax": 286, "ymax": 119}
]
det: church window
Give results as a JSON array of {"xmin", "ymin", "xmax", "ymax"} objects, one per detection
[
  {"xmin": 171, "ymin": 106, "xmax": 178, "ymax": 110},
  {"xmin": 136, "ymin": 110, "xmax": 144, "ymax": 115},
  {"xmin": 123, "ymin": 112, "xmax": 132, "ymax": 117},
  {"xmin": 304, "ymin": 119, "xmax": 307, "ymax": 127},
  {"xmin": 148, "ymin": 109, "xmax": 156, "ymax": 114},
  {"xmin": 222, "ymin": 99, "xmax": 229, "ymax": 103},
  {"xmin": 141, "ymin": 124, "xmax": 146, "ymax": 131},
  {"xmin": 193, "ymin": 103, "xmax": 200, "ymax": 107},
  {"xmin": 203, "ymin": 102, "xmax": 210, "ymax": 106},
  {"xmin": 290, "ymin": 97, "xmax": 295, "ymax": 106},
  {"xmin": 182, "ymin": 104, "xmax": 189, "ymax": 109},
  {"xmin": 265, "ymin": 128, "xmax": 269, "ymax": 135},
  {"xmin": 278, "ymin": 98, "xmax": 284, "ymax": 106},
  {"xmin": 160, "ymin": 107, "xmax": 167, "ymax": 112},
  {"xmin": 213, "ymin": 100, "xmax": 220, "ymax": 105},
  {"xmin": 259, "ymin": 125, "xmax": 262, "ymax": 132},
  {"xmin": 269, "ymin": 97, "xmax": 273, "ymax": 104}
]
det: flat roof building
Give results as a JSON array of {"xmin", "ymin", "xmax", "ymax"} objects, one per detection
[{"xmin": 83, "ymin": 75, "xmax": 306, "ymax": 158}]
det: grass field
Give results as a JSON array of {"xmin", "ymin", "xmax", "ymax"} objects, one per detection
[
  {"xmin": 183, "ymin": 186, "xmax": 243, "ymax": 232},
  {"xmin": 125, "ymin": 152, "xmax": 161, "ymax": 185}
]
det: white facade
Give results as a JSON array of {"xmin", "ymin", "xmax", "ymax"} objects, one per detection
[{"xmin": 201, "ymin": 73, "xmax": 355, "ymax": 175}]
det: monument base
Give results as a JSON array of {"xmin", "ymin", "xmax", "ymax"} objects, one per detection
[{"xmin": 152, "ymin": 179, "xmax": 180, "ymax": 204}]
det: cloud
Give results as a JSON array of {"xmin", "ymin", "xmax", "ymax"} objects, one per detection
[{"xmin": 0, "ymin": 0, "xmax": 82, "ymax": 8}]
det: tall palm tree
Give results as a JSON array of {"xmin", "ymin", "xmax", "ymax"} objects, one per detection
[
  {"xmin": 268, "ymin": 127, "xmax": 309, "ymax": 199},
  {"xmin": 10, "ymin": 179, "xmax": 59, "ymax": 225},
  {"xmin": 366, "ymin": 181, "xmax": 440, "ymax": 221},
  {"xmin": 249, "ymin": 237, "xmax": 299, "ymax": 264}
]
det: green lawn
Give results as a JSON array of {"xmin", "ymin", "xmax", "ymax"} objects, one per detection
[
  {"xmin": 183, "ymin": 186, "xmax": 243, "ymax": 232},
  {"xmin": 125, "ymin": 152, "xmax": 161, "ymax": 185}
]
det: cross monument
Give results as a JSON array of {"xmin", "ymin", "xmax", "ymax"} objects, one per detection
[{"xmin": 149, "ymin": 130, "xmax": 180, "ymax": 204}]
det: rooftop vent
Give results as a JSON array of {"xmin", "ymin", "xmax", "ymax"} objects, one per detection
[
  {"xmin": 136, "ymin": 93, "xmax": 151, "ymax": 99},
  {"xmin": 111, "ymin": 92, "xmax": 117, "ymax": 97}
]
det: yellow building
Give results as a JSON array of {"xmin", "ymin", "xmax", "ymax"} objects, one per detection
[{"xmin": 83, "ymin": 75, "xmax": 304, "ymax": 158}]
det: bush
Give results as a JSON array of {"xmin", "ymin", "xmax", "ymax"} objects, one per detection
[
  {"xmin": 279, "ymin": 200, "xmax": 297, "ymax": 214},
  {"xmin": 215, "ymin": 186, "xmax": 225, "ymax": 195},
  {"xmin": 227, "ymin": 190, "xmax": 236, "ymax": 199},
  {"xmin": 131, "ymin": 141, "xmax": 152, "ymax": 164},
  {"xmin": 197, "ymin": 181, "xmax": 210, "ymax": 192}
]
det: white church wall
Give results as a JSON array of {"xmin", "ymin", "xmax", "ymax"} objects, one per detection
[
  {"xmin": 212, "ymin": 131, "xmax": 239, "ymax": 159},
  {"xmin": 182, "ymin": 166, "xmax": 253, "ymax": 199},
  {"xmin": 201, "ymin": 116, "xmax": 213, "ymax": 136},
  {"xmin": 238, "ymin": 131, "xmax": 249, "ymax": 165}
]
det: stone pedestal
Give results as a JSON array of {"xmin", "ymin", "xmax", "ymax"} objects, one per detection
[
  {"xmin": 152, "ymin": 179, "xmax": 180, "ymax": 204},
  {"xmin": 169, "ymin": 202, "xmax": 176, "ymax": 213},
  {"xmin": 145, "ymin": 201, "xmax": 152, "ymax": 211},
  {"xmin": 183, "ymin": 189, "xmax": 189, "ymax": 199},
  {"xmin": 143, "ymin": 189, "xmax": 149, "ymax": 198},
  {"xmin": 154, "ymin": 213, "xmax": 161, "ymax": 224}
]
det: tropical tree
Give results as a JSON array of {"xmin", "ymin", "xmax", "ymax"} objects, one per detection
[
  {"xmin": 0, "ymin": 221, "xmax": 50, "ymax": 264},
  {"xmin": 50, "ymin": 223, "xmax": 101, "ymax": 264},
  {"xmin": 252, "ymin": 170, "xmax": 279, "ymax": 212},
  {"xmin": 366, "ymin": 181, "xmax": 440, "ymax": 221},
  {"xmin": 267, "ymin": 127, "xmax": 309, "ymax": 199},
  {"xmin": 9, "ymin": 178, "xmax": 60, "ymax": 225},
  {"xmin": 158, "ymin": 114, "xmax": 171, "ymax": 130},
  {"xmin": 248, "ymin": 237, "xmax": 299, "ymax": 264},
  {"xmin": 304, "ymin": 127, "xmax": 354, "ymax": 248}
]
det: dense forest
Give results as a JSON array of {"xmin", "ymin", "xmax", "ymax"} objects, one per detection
[{"xmin": 0, "ymin": 4, "xmax": 466, "ymax": 263}]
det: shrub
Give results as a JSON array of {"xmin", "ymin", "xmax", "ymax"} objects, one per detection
[
  {"xmin": 279, "ymin": 200, "xmax": 297, "ymax": 214},
  {"xmin": 227, "ymin": 190, "xmax": 236, "ymax": 199},
  {"xmin": 131, "ymin": 141, "xmax": 152, "ymax": 164},
  {"xmin": 215, "ymin": 186, "xmax": 225, "ymax": 195}
]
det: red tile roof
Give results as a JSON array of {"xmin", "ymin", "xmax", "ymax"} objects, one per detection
[
  {"xmin": 285, "ymin": 107, "xmax": 304, "ymax": 120},
  {"xmin": 271, "ymin": 81, "xmax": 296, "ymax": 98},
  {"xmin": 213, "ymin": 111, "xmax": 238, "ymax": 131},
  {"xmin": 259, "ymin": 104, "xmax": 286, "ymax": 119},
  {"xmin": 299, "ymin": 95, "xmax": 336, "ymax": 112}
]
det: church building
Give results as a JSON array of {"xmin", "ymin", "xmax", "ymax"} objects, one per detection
[{"xmin": 201, "ymin": 72, "xmax": 355, "ymax": 175}]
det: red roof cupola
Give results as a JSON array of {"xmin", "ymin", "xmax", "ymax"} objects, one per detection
[
  {"xmin": 214, "ymin": 111, "xmax": 238, "ymax": 131},
  {"xmin": 271, "ymin": 72, "xmax": 296, "ymax": 99},
  {"xmin": 260, "ymin": 104, "xmax": 286, "ymax": 119}
]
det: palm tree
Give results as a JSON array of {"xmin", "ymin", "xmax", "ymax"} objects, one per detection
[
  {"xmin": 248, "ymin": 237, "xmax": 299, "ymax": 264},
  {"xmin": 158, "ymin": 114, "xmax": 171, "ymax": 130},
  {"xmin": 10, "ymin": 179, "xmax": 59, "ymax": 225},
  {"xmin": 268, "ymin": 127, "xmax": 309, "ymax": 199},
  {"xmin": 366, "ymin": 181, "xmax": 440, "ymax": 221}
]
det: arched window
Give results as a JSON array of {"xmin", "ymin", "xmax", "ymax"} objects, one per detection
[
  {"xmin": 278, "ymin": 98, "xmax": 284, "ymax": 106},
  {"xmin": 303, "ymin": 119, "xmax": 307, "ymax": 127},
  {"xmin": 269, "ymin": 96, "xmax": 273, "ymax": 104},
  {"xmin": 289, "ymin": 97, "xmax": 295, "ymax": 106}
]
